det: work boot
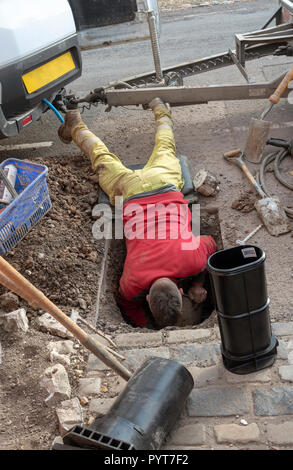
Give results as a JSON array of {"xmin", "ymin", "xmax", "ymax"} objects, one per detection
[
  {"xmin": 58, "ymin": 109, "xmax": 83, "ymax": 144},
  {"xmin": 149, "ymin": 97, "xmax": 171, "ymax": 113}
]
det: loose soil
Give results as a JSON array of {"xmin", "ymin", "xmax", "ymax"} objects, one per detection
[{"xmin": 0, "ymin": 154, "xmax": 222, "ymax": 449}]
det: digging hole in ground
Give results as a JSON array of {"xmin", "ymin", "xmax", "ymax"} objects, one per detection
[{"xmin": 96, "ymin": 207, "xmax": 223, "ymax": 333}]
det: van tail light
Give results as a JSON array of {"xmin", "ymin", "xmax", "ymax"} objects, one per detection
[{"xmin": 22, "ymin": 115, "xmax": 32, "ymax": 127}]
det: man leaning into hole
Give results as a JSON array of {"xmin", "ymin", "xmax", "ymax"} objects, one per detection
[{"xmin": 58, "ymin": 98, "xmax": 217, "ymax": 329}]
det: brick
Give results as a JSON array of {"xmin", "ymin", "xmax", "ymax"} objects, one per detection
[
  {"xmin": 115, "ymin": 331, "xmax": 162, "ymax": 348},
  {"xmin": 166, "ymin": 329, "xmax": 211, "ymax": 344},
  {"xmin": 187, "ymin": 387, "xmax": 249, "ymax": 417},
  {"xmin": 169, "ymin": 424, "xmax": 206, "ymax": 446},
  {"xmin": 272, "ymin": 322, "xmax": 293, "ymax": 336},
  {"xmin": 253, "ymin": 386, "xmax": 293, "ymax": 416},
  {"xmin": 279, "ymin": 365, "xmax": 293, "ymax": 382},
  {"xmin": 225, "ymin": 368, "xmax": 271, "ymax": 384},
  {"xmin": 214, "ymin": 423, "xmax": 260, "ymax": 444},
  {"xmin": 267, "ymin": 422, "xmax": 293, "ymax": 445},
  {"xmin": 171, "ymin": 343, "xmax": 221, "ymax": 367},
  {"xmin": 122, "ymin": 347, "xmax": 170, "ymax": 371},
  {"xmin": 89, "ymin": 398, "xmax": 116, "ymax": 417},
  {"xmin": 187, "ymin": 364, "xmax": 224, "ymax": 388}
]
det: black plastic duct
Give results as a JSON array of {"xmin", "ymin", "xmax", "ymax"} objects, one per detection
[
  {"xmin": 62, "ymin": 357, "xmax": 194, "ymax": 450},
  {"xmin": 208, "ymin": 244, "xmax": 278, "ymax": 374}
]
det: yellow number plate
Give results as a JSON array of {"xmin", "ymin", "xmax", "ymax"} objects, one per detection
[{"xmin": 22, "ymin": 52, "xmax": 75, "ymax": 94}]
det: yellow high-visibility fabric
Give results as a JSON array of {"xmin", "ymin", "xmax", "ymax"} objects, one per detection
[{"xmin": 71, "ymin": 105, "xmax": 184, "ymax": 205}]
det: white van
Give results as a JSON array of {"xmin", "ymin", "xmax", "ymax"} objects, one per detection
[{"xmin": 0, "ymin": 0, "xmax": 82, "ymax": 138}]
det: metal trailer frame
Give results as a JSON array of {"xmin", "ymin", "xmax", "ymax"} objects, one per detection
[{"xmin": 63, "ymin": 2, "xmax": 293, "ymax": 111}]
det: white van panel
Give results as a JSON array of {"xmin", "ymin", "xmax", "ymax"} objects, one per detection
[{"xmin": 0, "ymin": 0, "xmax": 76, "ymax": 67}]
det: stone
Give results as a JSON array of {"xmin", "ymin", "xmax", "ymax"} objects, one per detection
[
  {"xmin": 89, "ymin": 398, "xmax": 116, "ymax": 417},
  {"xmin": 288, "ymin": 351, "xmax": 293, "ymax": 365},
  {"xmin": 276, "ymin": 339, "xmax": 288, "ymax": 360},
  {"xmin": 187, "ymin": 387, "xmax": 249, "ymax": 416},
  {"xmin": 214, "ymin": 423, "xmax": 260, "ymax": 443},
  {"xmin": 272, "ymin": 322, "xmax": 293, "ymax": 336},
  {"xmin": 40, "ymin": 363, "xmax": 71, "ymax": 407},
  {"xmin": 0, "ymin": 308, "xmax": 29, "ymax": 333},
  {"xmin": 267, "ymin": 422, "xmax": 293, "ymax": 445},
  {"xmin": 0, "ymin": 292, "xmax": 19, "ymax": 312},
  {"xmin": 225, "ymin": 368, "xmax": 271, "ymax": 383},
  {"xmin": 187, "ymin": 364, "xmax": 224, "ymax": 388},
  {"xmin": 106, "ymin": 376, "xmax": 127, "ymax": 396},
  {"xmin": 86, "ymin": 353, "xmax": 111, "ymax": 372},
  {"xmin": 279, "ymin": 365, "xmax": 293, "ymax": 382},
  {"xmin": 78, "ymin": 377, "xmax": 101, "ymax": 396},
  {"xmin": 166, "ymin": 329, "xmax": 211, "ymax": 344},
  {"xmin": 122, "ymin": 347, "xmax": 170, "ymax": 371},
  {"xmin": 171, "ymin": 343, "xmax": 221, "ymax": 367},
  {"xmin": 49, "ymin": 351, "xmax": 71, "ymax": 366},
  {"xmin": 47, "ymin": 340, "xmax": 75, "ymax": 355},
  {"xmin": 37, "ymin": 313, "xmax": 73, "ymax": 339},
  {"xmin": 56, "ymin": 397, "xmax": 83, "ymax": 437},
  {"xmin": 78, "ymin": 298, "xmax": 87, "ymax": 310},
  {"xmin": 115, "ymin": 331, "xmax": 162, "ymax": 348},
  {"xmin": 170, "ymin": 424, "xmax": 206, "ymax": 446},
  {"xmin": 253, "ymin": 386, "xmax": 293, "ymax": 416}
]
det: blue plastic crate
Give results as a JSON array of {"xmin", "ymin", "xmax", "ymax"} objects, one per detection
[{"xmin": 0, "ymin": 158, "xmax": 51, "ymax": 255}]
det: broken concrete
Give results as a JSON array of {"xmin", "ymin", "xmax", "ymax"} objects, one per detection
[
  {"xmin": 0, "ymin": 308, "xmax": 29, "ymax": 333},
  {"xmin": 40, "ymin": 363, "xmax": 71, "ymax": 407},
  {"xmin": 56, "ymin": 397, "xmax": 83, "ymax": 437},
  {"xmin": 37, "ymin": 313, "xmax": 73, "ymax": 339}
]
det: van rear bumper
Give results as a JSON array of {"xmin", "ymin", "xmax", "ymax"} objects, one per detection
[{"xmin": 0, "ymin": 100, "xmax": 49, "ymax": 139}]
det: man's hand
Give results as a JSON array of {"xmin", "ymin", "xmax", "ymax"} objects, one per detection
[
  {"xmin": 58, "ymin": 109, "xmax": 83, "ymax": 144},
  {"xmin": 187, "ymin": 282, "xmax": 207, "ymax": 304}
]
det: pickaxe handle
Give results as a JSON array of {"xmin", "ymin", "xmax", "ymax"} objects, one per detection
[
  {"xmin": 269, "ymin": 67, "xmax": 293, "ymax": 104},
  {"xmin": 0, "ymin": 256, "xmax": 132, "ymax": 381}
]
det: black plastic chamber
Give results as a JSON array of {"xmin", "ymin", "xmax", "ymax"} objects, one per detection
[
  {"xmin": 62, "ymin": 357, "xmax": 194, "ymax": 450},
  {"xmin": 208, "ymin": 245, "xmax": 278, "ymax": 374}
]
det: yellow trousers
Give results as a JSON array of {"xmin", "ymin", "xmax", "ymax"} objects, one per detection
[{"xmin": 72, "ymin": 105, "xmax": 184, "ymax": 205}]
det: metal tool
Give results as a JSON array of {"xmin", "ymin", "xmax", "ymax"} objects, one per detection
[
  {"xmin": 244, "ymin": 67, "xmax": 293, "ymax": 163},
  {"xmin": 236, "ymin": 224, "xmax": 263, "ymax": 245},
  {"xmin": 224, "ymin": 149, "xmax": 291, "ymax": 236}
]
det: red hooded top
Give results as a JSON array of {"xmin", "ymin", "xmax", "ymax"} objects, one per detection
[{"xmin": 118, "ymin": 191, "xmax": 217, "ymax": 326}]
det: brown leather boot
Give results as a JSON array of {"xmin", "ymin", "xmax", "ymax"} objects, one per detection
[{"xmin": 58, "ymin": 109, "xmax": 83, "ymax": 144}]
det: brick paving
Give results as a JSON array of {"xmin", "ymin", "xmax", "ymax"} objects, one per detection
[{"xmin": 78, "ymin": 323, "xmax": 293, "ymax": 450}]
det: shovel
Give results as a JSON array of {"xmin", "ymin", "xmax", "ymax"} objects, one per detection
[
  {"xmin": 244, "ymin": 67, "xmax": 293, "ymax": 163},
  {"xmin": 224, "ymin": 149, "xmax": 291, "ymax": 236}
]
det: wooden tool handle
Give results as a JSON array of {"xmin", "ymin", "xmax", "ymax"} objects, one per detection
[
  {"xmin": 223, "ymin": 148, "xmax": 242, "ymax": 158},
  {"xmin": 240, "ymin": 164, "xmax": 266, "ymax": 198},
  {"xmin": 269, "ymin": 68, "xmax": 293, "ymax": 104},
  {"xmin": 0, "ymin": 256, "xmax": 132, "ymax": 381}
]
